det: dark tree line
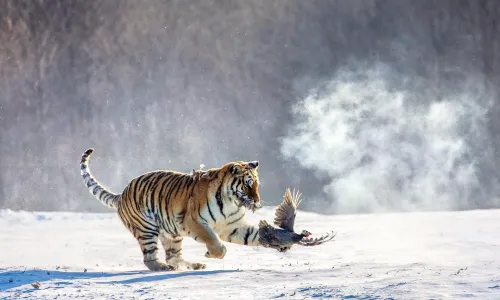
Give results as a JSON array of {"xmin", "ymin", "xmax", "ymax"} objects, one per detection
[{"xmin": 1, "ymin": 0, "xmax": 500, "ymax": 213}]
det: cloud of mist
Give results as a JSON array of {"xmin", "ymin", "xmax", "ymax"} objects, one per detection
[{"xmin": 280, "ymin": 64, "xmax": 496, "ymax": 214}]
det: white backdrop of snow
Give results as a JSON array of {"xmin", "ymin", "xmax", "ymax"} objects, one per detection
[{"xmin": 1, "ymin": 207, "xmax": 499, "ymax": 299}]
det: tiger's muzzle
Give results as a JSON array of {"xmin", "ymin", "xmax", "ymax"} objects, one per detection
[{"xmin": 236, "ymin": 191, "xmax": 262, "ymax": 212}]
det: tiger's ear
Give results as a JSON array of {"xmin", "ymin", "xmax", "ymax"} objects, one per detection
[
  {"xmin": 230, "ymin": 163, "xmax": 243, "ymax": 175},
  {"xmin": 248, "ymin": 161, "xmax": 259, "ymax": 169}
]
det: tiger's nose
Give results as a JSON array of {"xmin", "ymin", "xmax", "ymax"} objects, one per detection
[
  {"xmin": 254, "ymin": 194, "xmax": 260, "ymax": 203},
  {"xmin": 254, "ymin": 195, "xmax": 261, "ymax": 206},
  {"xmin": 248, "ymin": 161, "xmax": 259, "ymax": 169}
]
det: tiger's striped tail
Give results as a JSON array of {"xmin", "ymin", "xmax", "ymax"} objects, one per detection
[{"xmin": 80, "ymin": 148, "xmax": 120, "ymax": 208}]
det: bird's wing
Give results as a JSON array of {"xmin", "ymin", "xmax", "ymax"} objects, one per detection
[
  {"xmin": 258, "ymin": 220, "xmax": 270, "ymax": 229},
  {"xmin": 273, "ymin": 188, "xmax": 303, "ymax": 231}
]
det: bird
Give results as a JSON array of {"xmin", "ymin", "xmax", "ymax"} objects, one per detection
[{"xmin": 258, "ymin": 188, "xmax": 336, "ymax": 252}]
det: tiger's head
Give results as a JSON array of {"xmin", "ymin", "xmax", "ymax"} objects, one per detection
[{"xmin": 226, "ymin": 161, "xmax": 261, "ymax": 212}]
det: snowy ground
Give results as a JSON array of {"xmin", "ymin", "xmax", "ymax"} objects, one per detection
[{"xmin": 0, "ymin": 207, "xmax": 499, "ymax": 299}]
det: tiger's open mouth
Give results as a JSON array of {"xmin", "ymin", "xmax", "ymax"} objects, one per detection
[{"xmin": 236, "ymin": 192, "xmax": 262, "ymax": 212}]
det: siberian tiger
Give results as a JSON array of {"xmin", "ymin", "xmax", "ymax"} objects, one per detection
[{"xmin": 80, "ymin": 148, "xmax": 265, "ymax": 271}]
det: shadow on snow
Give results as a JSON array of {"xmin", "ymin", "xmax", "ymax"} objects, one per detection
[
  {"xmin": 0, "ymin": 268, "xmax": 238, "ymax": 291},
  {"xmin": 99, "ymin": 269, "xmax": 239, "ymax": 285}
]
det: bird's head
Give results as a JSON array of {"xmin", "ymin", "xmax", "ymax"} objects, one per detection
[{"xmin": 300, "ymin": 230, "xmax": 312, "ymax": 238}]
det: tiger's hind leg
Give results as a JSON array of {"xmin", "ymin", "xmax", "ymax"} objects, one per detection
[
  {"xmin": 137, "ymin": 232, "xmax": 177, "ymax": 272},
  {"xmin": 159, "ymin": 233, "xmax": 206, "ymax": 270},
  {"xmin": 118, "ymin": 206, "xmax": 176, "ymax": 272}
]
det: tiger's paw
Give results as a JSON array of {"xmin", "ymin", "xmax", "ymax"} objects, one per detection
[
  {"xmin": 166, "ymin": 258, "xmax": 207, "ymax": 270},
  {"xmin": 205, "ymin": 243, "xmax": 227, "ymax": 259},
  {"xmin": 144, "ymin": 259, "xmax": 177, "ymax": 272},
  {"xmin": 187, "ymin": 262, "xmax": 207, "ymax": 270}
]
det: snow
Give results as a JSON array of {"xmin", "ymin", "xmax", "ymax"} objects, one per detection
[{"xmin": 1, "ymin": 207, "xmax": 499, "ymax": 299}]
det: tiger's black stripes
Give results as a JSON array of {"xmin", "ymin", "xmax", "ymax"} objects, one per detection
[
  {"xmin": 167, "ymin": 176, "xmax": 183, "ymax": 199},
  {"xmin": 197, "ymin": 201, "xmax": 208, "ymax": 224},
  {"xmin": 207, "ymin": 200, "xmax": 216, "ymax": 223},
  {"xmin": 142, "ymin": 241, "xmax": 158, "ymax": 247},
  {"xmin": 159, "ymin": 174, "xmax": 178, "ymax": 213},
  {"xmin": 133, "ymin": 174, "xmax": 154, "ymax": 211},
  {"xmin": 148, "ymin": 173, "xmax": 166, "ymax": 208},
  {"xmin": 176, "ymin": 208, "xmax": 186, "ymax": 223},
  {"xmin": 136, "ymin": 173, "xmax": 155, "ymax": 199},
  {"xmin": 157, "ymin": 215, "xmax": 169, "ymax": 233},
  {"xmin": 165, "ymin": 248, "xmax": 182, "ymax": 255},
  {"xmin": 173, "ymin": 176, "xmax": 190, "ymax": 198},
  {"xmin": 165, "ymin": 176, "xmax": 183, "ymax": 206},
  {"xmin": 142, "ymin": 176, "xmax": 158, "ymax": 209},
  {"xmin": 244, "ymin": 227, "xmax": 253, "ymax": 245},
  {"xmin": 80, "ymin": 148, "xmax": 121, "ymax": 208},
  {"xmin": 251, "ymin": 230, "xmax": 259, "ymax": 242},
  {"xmin": 138, "ymin": 235, "xmax": 156, "ymax": 240},
  {"xmin": 227, "ymin": 208, "xmax": 241, "ymax": 218},
  {"xmin": 227, "ymin": 214, "xmax": 244, "ymax": 225},
  {"xmin": 141, "ymin": 174, "xmax": 156, "ymax": 195},
  {"xmin": 143, "ymin": 247, "xmax": 158, "ymax": 255},
  {"xmin": 230, "ymin": 178, "xmax": 239, "ymax": 193},
  {"xmin": 215, "ymin": 184, "xmax": 226, "ymax": 219},
  {"xmin": 160, "ymin": 175, "xmax": 180, "ymax": 228},
  {"xmin": 228, "ymin": 228, "xmax": 238, "ymax": 242}
]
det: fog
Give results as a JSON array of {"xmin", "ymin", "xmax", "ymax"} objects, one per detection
[
  {"xmin": 1, "ymin": 1, "xmax": 500, "ymax": 214},
  {"xmin": 281, "ymin": 63, "xmax": 497, "ymax": 213}
]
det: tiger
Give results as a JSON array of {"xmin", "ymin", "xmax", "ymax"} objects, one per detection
[{"xmin": 80, "ymin": 148, "xmax": 266, "ymax": 271}]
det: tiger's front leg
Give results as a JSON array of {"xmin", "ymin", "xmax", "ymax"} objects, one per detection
[
  {"xmin": 219, "ymin": 223, "xmax": 293, "ymax": 253},
  {"xmin": 219, "ymin": 223, "xmax": 261, "ymax": 246},
  {"xmin": 183, "ymin": 216, "xmax": 227, "ymax": 259}
]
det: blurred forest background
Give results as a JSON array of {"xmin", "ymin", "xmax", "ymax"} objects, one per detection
[{"xmin": 1, "ymin": 0, "xmax": 500, "ymax": 214}]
